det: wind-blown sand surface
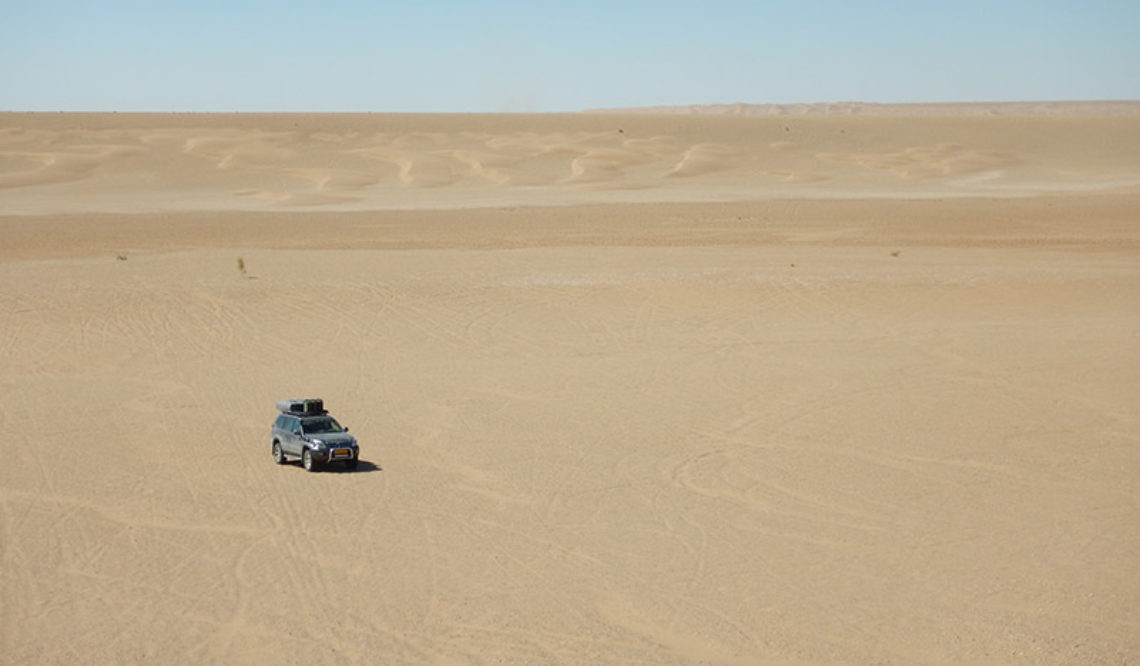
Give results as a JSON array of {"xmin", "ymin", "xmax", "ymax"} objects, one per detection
[{"xmin": 1, "ymin": 107, "xmax": 1139, "ymax": 664}]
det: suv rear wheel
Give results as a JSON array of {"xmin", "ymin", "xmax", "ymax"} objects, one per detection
[{"xmin": 272, "ymin": 441, "xmax": 286, "ymax": 465}]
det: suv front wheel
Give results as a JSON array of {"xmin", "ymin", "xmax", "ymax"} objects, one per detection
[{"xmin": 302, "ymin": 449, "xmax": 316, "ymax": 472}]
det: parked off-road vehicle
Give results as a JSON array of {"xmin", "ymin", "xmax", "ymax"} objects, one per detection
[{"xmin": 270, "ymin": 399, "xmax": 359, "ymax": 472}]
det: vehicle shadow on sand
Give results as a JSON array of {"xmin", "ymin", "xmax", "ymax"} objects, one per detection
[
  {"xmin": 278, "ymin": 458, "xmax": 382, "ymax": 473},
  {"xmin": 321, "ymin": 459, "xmax": 382, "ymax": 474}
]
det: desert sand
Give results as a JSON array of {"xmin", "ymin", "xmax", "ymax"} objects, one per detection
[{"xmin": 1, "ymin": 106, "xmax": 1138, "ymax": 665}]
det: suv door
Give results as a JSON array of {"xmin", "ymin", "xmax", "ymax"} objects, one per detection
[{"xmin": 282, "ymin": 416, "xmax": 303, "ymax": 456}]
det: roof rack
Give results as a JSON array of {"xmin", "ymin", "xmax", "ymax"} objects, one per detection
[{"xmin": 276, "ymin": 398, "xmax": 326, "ymax": 416}]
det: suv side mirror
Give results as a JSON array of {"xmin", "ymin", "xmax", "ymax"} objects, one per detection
[{"xmin": 344, "ymin": 427, "xmax": 349, "ymax": 432}]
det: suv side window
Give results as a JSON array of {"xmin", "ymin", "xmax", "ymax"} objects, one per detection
[{"xmin": 274, "ymin": 415, "xmax": 288, "ymax": 430}]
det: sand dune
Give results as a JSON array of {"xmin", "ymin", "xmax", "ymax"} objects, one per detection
[
  {"xmin": 1, "ymin": 108, "xmax": 1139, "ymax": 665},
  {"xmin": 815, "ymin": 142, "xmax": 1018, "ymax": 180},
  {"xmin": 3, "ymin": 109, "xmax": 1139, "ymax": 214}
]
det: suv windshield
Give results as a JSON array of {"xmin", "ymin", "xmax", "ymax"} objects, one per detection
[{"xmin": 302, "ymin": 418, "xmax": 344, "ymax": 434}]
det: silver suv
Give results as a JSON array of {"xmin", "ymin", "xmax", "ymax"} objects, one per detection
[{"xmin": 271, "ymin": 399, "xmax": 360, "ymax": 472}]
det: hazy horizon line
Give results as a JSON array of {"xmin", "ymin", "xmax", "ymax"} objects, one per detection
[{"xmin": 4, "ymin": 99, "xmax": 1140, "ymax": 116}]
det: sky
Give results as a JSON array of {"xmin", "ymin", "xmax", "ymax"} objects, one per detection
[{"xmin": 1, "ymin": 0, "xmax": 1138, "ymax": 112}]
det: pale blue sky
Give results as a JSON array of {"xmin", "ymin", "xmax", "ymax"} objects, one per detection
[{"xmin": 2, "ymin": 0, "xmax": 1138, "ymax": 112}]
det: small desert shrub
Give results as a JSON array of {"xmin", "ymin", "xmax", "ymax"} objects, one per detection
[{"xmin": 237, "ymin": 257, "xmax": 246, "ymax": 275}]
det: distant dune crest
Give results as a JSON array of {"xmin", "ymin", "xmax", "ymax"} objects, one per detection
[
  {"xmin": 1, "ymin": 109, "xmax": 1138, "ymax": 214},
  {"xmin": 587, "ymin": 101, "xmax": 1140, "ymax": 116}
]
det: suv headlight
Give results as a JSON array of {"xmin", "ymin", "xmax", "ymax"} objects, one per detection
[{"xmin": 310, "ymin": 440, "xmax": 327, "ymax": 451}]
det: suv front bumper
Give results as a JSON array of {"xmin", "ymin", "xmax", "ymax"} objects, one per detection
[{"xmin": 310, "ymin": 447, "xmax": 358, "ymax": 464}]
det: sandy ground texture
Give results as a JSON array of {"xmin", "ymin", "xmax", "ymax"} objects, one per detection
[{"xmin": 1, "ymin": 108, "xmax": 1139, "ymax": 665}]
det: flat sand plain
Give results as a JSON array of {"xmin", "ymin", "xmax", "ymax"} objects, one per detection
[{"xmin": 1, "ymin": 108, "xmax": 1139, "ymax": 665}]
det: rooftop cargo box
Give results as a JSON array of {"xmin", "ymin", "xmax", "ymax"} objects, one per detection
[{"xmin": 276, "ymin": 398, "xmax": 325, "ymax": 415}]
